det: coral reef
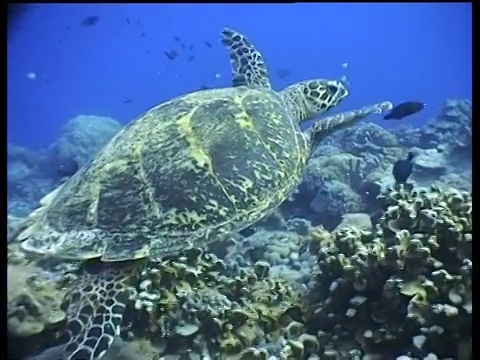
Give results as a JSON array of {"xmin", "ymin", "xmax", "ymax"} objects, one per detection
[
  {"xmin": 6, "ymin": 98, "xmax": 472, "ymax": 359},
  {"xmin": 50, "ymin": 114, "xmax": 121, "ymax": 167},
  {"xmin": 124, "ymin": 248, "xmax": 302, "ymax": 358},
  {"xmin": 7, "ymin": 144, "xmax": 56, "ymax": 216},
  {"xmin": 8, "ymin": 114, "xmax": 122, "ymax": 216},
  {"xmin": 305, "ymin": 185, "xmax": 472, "ymax": 359},
  {"xmin": 7, "ymin": 256, "xmax": 68, "ymax": 359}
]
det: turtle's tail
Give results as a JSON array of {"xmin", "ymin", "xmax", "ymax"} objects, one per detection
[{"xmin": 58, "ymin": 261, "xmax": 141, "ymax": 360}]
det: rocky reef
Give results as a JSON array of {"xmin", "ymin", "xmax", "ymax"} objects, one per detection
[
  {"xmin": 7, "ymin": 114, "xmax": 121, "ymax": 217},
  {"xmin": 287, "ymin": 99, "xmax": 472, "ymax": 230},
  {"xmin": 8, "ymin": 184, "xmax": 472, "ymax": 360},
  {"xmin": 305, "ymin": 185, "xmax": 472, "ymax": 359},
  {"xmin": 7, "ymin": 98, "xmax": 472, "ymax": 360}
]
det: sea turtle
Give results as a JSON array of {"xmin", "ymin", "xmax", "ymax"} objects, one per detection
[{"xmin": 13, "ymin": 28, "xmax": 392, "ymax": 360}]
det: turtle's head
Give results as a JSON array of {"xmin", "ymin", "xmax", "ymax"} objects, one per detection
[{"xmin": 281, "ymin": 79, "xmax": 349, "ymax": 122}]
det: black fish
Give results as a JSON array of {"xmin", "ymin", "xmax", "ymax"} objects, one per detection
[
  {"xmin": 199, "ymin": 84, "xmax": 209, "ymax": 90},
  {"xmin": 392, "ymin": 152, "xmax": 416, "ymax": 184},
  {"xmin": 140, "ymin": 32, "xmax": 146, "ymax": 38},
  {"xmin": 204, "ymin": 41, "xmax": 212, "ymax": 48},
  {"xmin": 164, "ymin": 49, "xmax": 177, "ymax": 60},
  {"xmin": 384, "ymin": 101, "xmax": 424, "ymax": 120},
  {"xmin": 180, "ymin": 43, "xmax": 186, "ymax": 50},
  {"xmin": 189, "ymin": 44, "xmax": 194, "ymax": 51},
  {"xmin": 174, "ymin": 35, "xmax": 181, "ymax": 42},
  {"xmin": 126, "ymin": 17, "xmax": 130, "ymax": 24},
  {"xmin": 123, "ymin": 98, "xmax": 132, "ymax": 104},
  {"xmin": 80, "ymin": 16, "xmax": 100, "ymax": 27},
  {"xmin": 57, "ymin": 159, "xmax": 79, "ymax": 177},
  {"xmin": 187, "ymin": 55, "xmax": 195, "ymax": 62}
]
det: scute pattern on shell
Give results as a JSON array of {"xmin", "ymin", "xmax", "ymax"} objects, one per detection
[{"xmin": 21, "ymin": 86, "xmax": 309, "ymax": 262}]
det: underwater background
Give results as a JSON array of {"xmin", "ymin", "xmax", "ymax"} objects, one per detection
[{"xmin": 7, "ymin": 3, "xmax": 471, "ymax": 360}]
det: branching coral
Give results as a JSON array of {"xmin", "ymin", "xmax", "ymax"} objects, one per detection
[{"xmin": 305, "ymin": 185, "xmax": 472, "ymax": 359}]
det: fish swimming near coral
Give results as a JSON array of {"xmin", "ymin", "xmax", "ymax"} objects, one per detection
[
  {"xmin": 384, "ymin": 101, "xmax": 424, "ymax": 120},
  {"xmin": 392, "ymin": 152, "xmax": 416, "ymax": 184}
]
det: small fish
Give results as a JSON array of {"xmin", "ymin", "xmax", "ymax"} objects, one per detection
[
  {"xmin": 65, "ymin": 26, "xmax": 71, "ymax": 30},
  {"xmin": 189, "ymin": 44, "xmax": 194, "ymax": 51},
  {"xmin": 384, "ymin": 101, "xmax": 425, "ymax": 120},
  {"xmin": 199, "ymin": 84, "xmax": 209, "ymax": 90},
  {"xmin": 180, "ymin": 43, "xmax": 186, "ymax": 50},
  {"xmin": 57, "ymin": 159, "xmax": 79, "ymax": 178},
  {"xmin": 26, "ymin": 72, "xmax": 36, "ymax": 80},
  {"xmin": 341, "ymin": 62, "xmax": 349, "ymax": 69},
  {"xmin": 174, "ymin": 35, "xmax": 181, "ymax": 42},
  {"xmin": 392, "ymin": 152, "xmax": 415, "ymax": 184},
  {"xmin": 214, "ymin": 72, "xmax": 222, "ymax": 79},
  {"xmin": 139, "ymin": 32, "xmax": 146, "ymax": 38},
  {"xmin": 125, "ymin": 17, "xmax": 130, "ymax": 24},
  {"xmin": 204, "ymin": 41, "xmax": 212, "ymax": 48},
  {"xmin": 122, "ymin": 98, "xmax": 132, "ymax": 104},
  {"xmin": 187, "ymin": 55, "xmax": 195, "ymax": 62},
  {"xmin": 80, "ymin": 15, "xmax": 100, "ymax": 27},
  {"xmin": 164, "ymin": 50, "xmax": 177, "ymax": 60}
]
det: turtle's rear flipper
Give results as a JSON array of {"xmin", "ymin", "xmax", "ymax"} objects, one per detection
[
  {"xmin": 307, "ymin": 101, "xmax": 394, "ymax": 150},
  {"xmin": 59, "ymin": 262, "xmax": 139, "ymax": 360}
]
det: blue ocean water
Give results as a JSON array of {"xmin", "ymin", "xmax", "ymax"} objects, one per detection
[{"xmin": 8, "ymin": 3, "xmax": 472, "ymax": 150}]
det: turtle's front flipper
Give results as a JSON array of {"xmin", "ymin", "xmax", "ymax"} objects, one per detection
[
  {"xmin": 58, "ymin": 262, "xmax": 140, "ymax": 360},
  {"xmin": 307, "ymin": 101, "xmax": 393, "ymax": 150},
  {"xmin": 221, "ymin": 28, "xmax": 271, "ymax": 89}
]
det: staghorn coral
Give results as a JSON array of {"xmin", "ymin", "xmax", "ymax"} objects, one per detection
[{"xmin": 305, "ymin": 185, "xmax": 472, "ymax": 359}]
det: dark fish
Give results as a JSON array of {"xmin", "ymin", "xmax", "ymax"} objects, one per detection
[
  {"xmin": 164, "ymin": 50, "xmax": 177, "ymax": 60},
  {"xmin": 187, "ymin": 55, "xmax": 195, "ymax": 61},
  {"xmin": 57, "ymin": 159, "xmax": 79, "ymax": 177},
  {"xmin": 276, "ymin": 69, "xmax": 292, "ymax": 79},
  {"xmin": 392, "ymin": 152, "xmax": 416, "ymax": 184},
  {"xmin": 189, "ymin": 44, "xmax": 194, "ymax": 51},
  {"xmin": 65, "ymin": 26, "xmax": 71, "ymax": 30},
  {"xmin": 174, "ymin": 35, "xmax": 181, "ymax": 42},
  {"xmin": 122, "ymin": 98, "xmax": 132, "ymax": 104},
  {"xmin": 384, "ymin": 101, "xmax": 425, "ymax": 120},
  {"xmin": 80, "ymin": 16, "xmax": 100, "ymax": 27},
  {"xmin": 180, "ymin": 43, "xmax": 186, "ymax": 50},
  {"xmin": 140, "ymin": 32, "xmax": 146, "ymax": 38},
  {"xmin": 204, "ymin": 41, "xmax": 212, "ymax": 48},
  {"xmin": 125, "ymin": 17, "xmax": 130, "ymax": 24},
  {"xmin": 137, "ymin": 19, "xmax": 141, "ymax": 26},
  {"xmin": 199, "ymin": 84, "xmax": 209, "ymax": 90}
]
